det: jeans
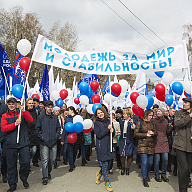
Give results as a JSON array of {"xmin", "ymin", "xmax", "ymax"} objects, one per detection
[
  {"xmin": 0, "ymin": 143, "xmax": 1, "ymax": 170},
  {"xmin": 154, "ymin": 152, "xmax": 168, "ymax": 177},
  {"xmin": 62, "ymin": 143, "xmax": 68, "ymax": 160},
  {"xmin": 140, "ymin": 153, "xmax": 153, "ymax": 178},
  {"xmin": 30, "ymin": 146, "xmax": 37, "ymax": 160},
  {"xmin": 67, "ymin": 144, "xmax": 79, "ymax": 167},
  {"xmin": 81, "ymin": 145, "xmax": 88, "ymax": 159},
  {"xmin": 99, "ymin": 161, "xmax": 109, "ymax": 183},
  {"xmin": 40, "ymin": 144, "xmax": 57, "ymax": 181}
]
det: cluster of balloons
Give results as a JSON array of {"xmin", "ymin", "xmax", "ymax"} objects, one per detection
[
  {"xmin": 12, "ymin": 39, "xmax": 31, "ymax": 99},
  {"xmin": 65, "ymin": 115, "xmax": 93, "ymax": 144}
]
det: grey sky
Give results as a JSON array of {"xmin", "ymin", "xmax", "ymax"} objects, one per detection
[{"xmin": 1, "ymin": 0, "xmax": 191, "ymax": 82}]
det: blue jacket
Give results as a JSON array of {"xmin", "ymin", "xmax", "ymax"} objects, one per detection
[
  {"xmin": 35, "ymin": 112, "xmax": 61, "ymax": 147},
  {"xmin": 0, "ymin": 102, "xmax": 8, "ymax": 142},
  {"xmin": 61, "ymin": 115, "xmax": 80, "ymax": 145},
  {"xmin": 94, "ymin": 118, "xmax": 115, "ymax": 162}
]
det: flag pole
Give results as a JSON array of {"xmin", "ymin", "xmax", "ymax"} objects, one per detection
[
  {"xmin": 109, "ymin": 75, "xmax": 113, "ymax": 153},
  {"xmin": 1, "ymin": 66, "xmax": 10, "ymax": 95},
  {"xmin": 17, "ymin": 60, "xmax": 33, "ymax": 143}
]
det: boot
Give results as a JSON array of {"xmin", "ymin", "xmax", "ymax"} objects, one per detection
[
  {"xmin": 121, "ymin": 167, "xmax": 125, "ymax": 175},
  {"xmin": 81, "ymin": 158, "xmax": 85, "ymax": 166},
  {"xmin": 126, "ymin": 168, "xmax": 129, "ymax": 175},
  {"xmin": 143, "ymin": 178, "xmax": 149, "ymax": 187}
]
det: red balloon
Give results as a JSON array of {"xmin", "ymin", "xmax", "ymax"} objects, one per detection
[
  {"xmin": 82, "ymin": 127, "xmax": 92, "ymax": 133},
  {"xmin": 155, "ymin": 92, "xmax": 165, "ymax": 102},
  {"xmin": 132, "ymin": 104, "xmax": 144, "ymax": 117},
  {"xmin": 31, "ymin": 94, "xmax": 40, "ymax": 100},
  {"xmin": 92, "ymin": 94, "xmax": 100, "ymax": 104},
  {"xmin": 60, "ymin": 89, "xmax": 68, "ymax": 100},
  {"xmin": 90, "ymin": 80, "xmax": 99, "ymax": 92},
  {"xmin": 67, "ymin": 132, "xmax": 77, "ymax": 144},
  {"xmin": 111, "ymin": 83, "xmax": 121, "ymax": 96},
  {"xmin": 74, "ymin": 97, "xmax": 80, "ymax": 104},
  {"xmin": 19, "ymin": 57, "xmax": 31, "ymax": 71},
  {"xmin": 155, "ymin": 83, "xmax": 165, "ymax": 95},
  {"xmin": 130, "ymin": 92, "xmax": 139, "ymax": 104}
]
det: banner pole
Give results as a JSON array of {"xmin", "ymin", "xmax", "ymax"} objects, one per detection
[
  {"xmin": 1, "ymin": 66, "xmax": 10, "ymax": 95},
  {"xmin": 17, "ymin": 60, "xmax": 33, "ymax": 143},
  {"xmin": 109, "ymin": 76, "xmax": 113, "ymax": 153}
]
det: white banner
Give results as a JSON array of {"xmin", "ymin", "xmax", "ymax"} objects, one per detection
[{"xmin": 32, "ymin": 35, "xmax": 189, "ymax": 75}]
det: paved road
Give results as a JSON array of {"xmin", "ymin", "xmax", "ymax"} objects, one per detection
[{"xmin": 1, "ymin": 149, "xmax": 192, "ymax": 192}]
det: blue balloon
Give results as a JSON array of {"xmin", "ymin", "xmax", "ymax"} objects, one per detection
[
  {"xmin": 172, "ymin": 82, "xmax": 183, "ymax": 95},
  {"xmin": 146, "ymin": 95, "xmax": 154, "ymax": 109},
  {"xmin": 74, "ymin": 122, "xmax": 83, "ymax": 133},
  {"xmin": 165, "ymin": 94, "xmax": 173, "ymax": 106},
  {"xmin": 155, "ymin": 71, "xmax": 165, "ymax": 78},
  {"xmin": 12, "ymin": 84, "xmax": 24, "ymax": 99},
  {"xmin": 100, "ymin": 99, "xmax": 103, "ymax": 104},
  {"xmin": 89, "ymin": 97, "xmax": 93, "ymax": 104},
  {"xmin": 86, "ymin": 86, "xmax": 92, "ymax": 98},
  {"xmin": 77, "ymin": 94, "xmax": 81, "ymax": 98},
  {"xmin": 92, "ymin": 103, "xmax": 102, "ymax": 114},
  {"xmin": 79, "ymin": 82, "xmax": 89, "ymax": 94},
  {"xmin": 56, "ymin": 98, "xmax": 64, "ymax": 107},
  {"xmin": 65, "ymin": 122, "xmax": 75, "ymax": 133}
]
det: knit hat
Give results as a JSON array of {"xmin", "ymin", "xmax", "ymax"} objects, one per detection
[
  {"xmin": 52, "ymin": 106, "xmax": 60, "ymax": 113},
  {"xmin": 157, "ymin": 107, "xmax": 165, "ymax": 115}
]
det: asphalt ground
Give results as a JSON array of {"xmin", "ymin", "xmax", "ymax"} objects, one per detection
[{"xmin": 1, "ymin": 149, "xmax": 192, "ymax": 192}]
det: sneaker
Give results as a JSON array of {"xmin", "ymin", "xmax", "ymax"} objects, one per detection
[
  {"xmin": 106, "ymin": 182, "xmax": 113, "ymax": 191},
  {"xmin": 42, "ymin": 180, "xmax": 48, "ymax": 185},
  {"xmin": 7, "ymin": 187, "xmax": 16, "ymax": 192},
  {"xmin": 96, "ymin": 172, "xmax": 102, "ymax": 184},
  {"xmin": 22, "ymin": 180, "xmax": 29, "ymax": 188},
  {"xmin": 2, "ymin": 174, "xmax": 7, "ymax": 183}
]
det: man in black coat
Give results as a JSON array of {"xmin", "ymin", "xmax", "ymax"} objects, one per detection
[
  {"xmin": 0, "ymin": 100, "xmax": 8, "ymax": 183},
  {"xmin": 35, "ymin": 100, "xmax": 61, "ymax": 185}
]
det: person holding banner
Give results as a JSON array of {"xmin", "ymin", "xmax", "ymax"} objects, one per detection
[
  {"xmin": 1, "ymin": 97, "xmax": 33, "ymax": 192},
  {"xmin": 93, "ymin": 107, "xmax": 115, "ymax": 192}
]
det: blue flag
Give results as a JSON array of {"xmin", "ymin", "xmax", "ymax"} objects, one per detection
[
  {"xmin": 39, "ymin": 65, "xmax": 50, "ymax": 102},
  {"xmin": 102, "ymin": 76, "xmax": 110, "ymax": 95},
  {"xmin": 78, "ymin": 74, "xmax": 99, "ymax": 87}
]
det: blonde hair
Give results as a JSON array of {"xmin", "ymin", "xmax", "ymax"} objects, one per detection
[
  {"xmin": 123, "ymin": 109, "xmax": 133, "ymax": 119},
  {"xmin": 26, "ymin": 97, "xmax": 33, "ymax": 104}
]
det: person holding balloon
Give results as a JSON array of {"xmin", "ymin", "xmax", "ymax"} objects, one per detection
[
  {"xmin": 61, "ymin": 106, "xmax": 80, "ymax": 172},
  {"xmin": 93, "ymin": 107, "xmax": 115, "ymax": 192},
  {"xmin": 134, "ymin": 109, "xmax": 157, "ymax": 187},
  {"xmin": 119, "ymin": 109, "xmax": 136, "ymax": 176}
]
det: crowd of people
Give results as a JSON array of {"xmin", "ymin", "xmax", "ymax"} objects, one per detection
[{"xmin": 0, "ymin": 96, "xmax": 191, "ymax": 192}]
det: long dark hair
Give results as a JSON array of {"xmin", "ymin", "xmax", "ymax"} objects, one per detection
[
  {"xmin": 143, "ymin": 109, "xmax": 154, "ymax": 120},
  {"xmin": 68, "ymin": 106, "xmax": 77, "ymax": 115},
  {"xmin": 92, "ymin": 107, "xmax": 109, "ymax": 123}
]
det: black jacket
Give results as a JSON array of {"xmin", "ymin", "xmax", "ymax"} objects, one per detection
[
  {"xmin": 26, "ymin": 107, "xmax": 39, "ymax": 146},
  {"xmin": 35, "ymin": 112, "xmax": 61, "ymax": 147},
  {"xmin": 0, "ymin": 102, "xmax": 8, "ymax": 142}
]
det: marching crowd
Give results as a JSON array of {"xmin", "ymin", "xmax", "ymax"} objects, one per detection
[{"xmin": 0, "ymin": 96, "xmax": 192, "ymax": 192}]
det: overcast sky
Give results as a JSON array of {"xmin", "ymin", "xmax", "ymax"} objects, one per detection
[{"xmin": 1, "ymin": 0, "xmax": 191, "ymax": 82}]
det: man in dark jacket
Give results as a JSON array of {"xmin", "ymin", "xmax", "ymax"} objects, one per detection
[
  {"xmin": 35, "ymin": 100, "xmax": 61, "ymax": 185},
  {"xmin": 0, "ymin": 100, "xmax": 8, "ymax": 183},
  {"xmin": 173, "ymin": 97, "xmax": 192, "ymax": 192},
  {"xmin": 1, "ymin": 97, "xmax": 33, "ymax": 192}
]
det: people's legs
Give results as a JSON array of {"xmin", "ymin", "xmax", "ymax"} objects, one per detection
[
  {"xmin": 101, "ymin": 161, "xmax": 110, "ymax": 183},
  {"xmin": 19, "ymin": 146, "xmax": 30, "ymax": 182},
  {"xmin": 147, "ymin": 154, "xmax": 154, "ymax": 174},
  {"xmin": 62, "ymin": 143, "xmax": 67, "ymax": 160},
  {"xmin": 81, "ymin": 145, "xmax": 85, "ymax": 159},
  {"xmin": 73, "ymin": 144, "xmax": 79, "ymax": 165},
  {"xmin": 127, "ymin": 156, "xmax": 133, "ymax": 168},
  {"xmin": 40, "ymin": 145, "xmax": 49, "ymax": 181},
  {"xmin": 161, "ymin": 152, "xmax": 168, "ymax": 177},
  {"xmin": 67, "ymin": 144, "xmax": 74, "ymax": 167},
  {"xmin": 32, "ymin": 145, "xmax": 40, "ymax": 165},
  {"xmin": 140, "ymin": 153, "xmax": 148, "ymax": 178},
  {"xmin": 49, "ymin": 144, "xmax": 57, "ymax": 175},
  {"xmin": 86, "ymin": 145, "xmax": 90, "ymax": 160},
  {"xmin": 116, "ymin": 146, "xmax": 121, "ymax": 168},
  {"xmin": 120, "ymin": 156, "xmax": 125, "ymax": 168},
  {"xmin": 176, "ymin": 149, "xmax": 190, "ymax": 192},
  {"xmin": 30, "ymin": 146, "xmax": 37, "ymax": 160},
  {"xmin": 154, "ymin": 153, "xmax": 160, "ymax": 177},
  {"xmin": 6, "ymin": 148, "xmax": 18, "ymax": 188},
  {"xmin": 57, "ymin": 139, "xmax": 61, "ymax": 158},
  {"xmin": 1, "ymin": 142, "xmax": 7, "ymax": 177},
  {"xmin": 186, "ymin": 152, "xmax": 192, "ymax": 175}
]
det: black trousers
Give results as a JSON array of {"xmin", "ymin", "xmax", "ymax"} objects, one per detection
[
  {"xmin": 1, "ymin": 142, "xmax": 7, "ymax": 176},
  {"xmin": 176, "ymin": 149, "xmax": 192, "ymax": 192}
]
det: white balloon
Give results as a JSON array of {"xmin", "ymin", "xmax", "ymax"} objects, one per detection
[
  {"xmin": 110, "ymin": 81, "xmax": 114, "ymax": 87},
  {"xmin": 67, "ymin": 89, "xmax": 72, "ymax": 97},
  {"xmin": 87, "ymin": 104, "xmax": 93, "ymax": 114},
  {"xmin": 183, "ymin": 81, "xmax": 191, "ymax": 94},
  {"xmin": 17, "ymin": 39, "xmax": 31, "ymax": 56},
  {"xmin": 104, "ymin": 93, "xmax": 111, "ymax": 104},
  {"xmin": 153, "ymin": 97, "xmax": 160, "ymax": 105},
  {"xmin": 79, "ymin": 95, "xmax": 89, "ymax": 105},
  {"xmin": 83, "ymin": 119, "xmax": 93, "ymax": 130},
  {"xmin": 119, "ymin": 79, "xmax": 129, "ymax": 93},
  {"xmin": 162, "ymin": 72, "xmax": 173, "ymax": 86},
  {"xmin": 136, "ymin": 95, "xmax": 148, "ymax": 109},
  {"xmin": 120, "ymin": 92, "xmax": 126, "ymax": 99},
  {"xmin": 50, "ymin": 90, "xmax": 60, "ymax": 100},
  {"xmin": 73, "ymin": 115, "xmax": 83, "ymax": 124}
]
